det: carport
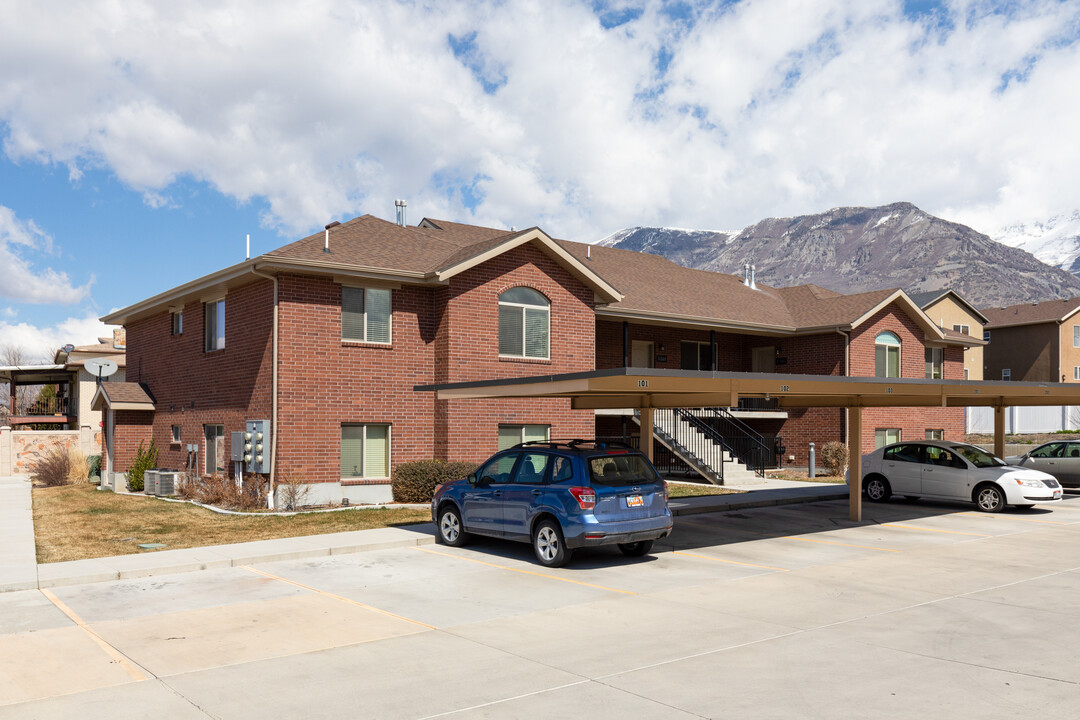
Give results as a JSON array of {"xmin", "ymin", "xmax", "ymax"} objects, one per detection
[{"xmin": 418, "ymin": 368, "xmax": 1080, "ymax": 521}]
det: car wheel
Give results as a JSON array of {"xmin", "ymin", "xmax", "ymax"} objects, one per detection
[
  {"xmin": 864, "ymin": 476, "xmax": 891, "ymax": 502},
  {"xmin": 618, "ymin": 540, "xmax": 654, "ymax": 557},
  {"xmin": 532, "ymin": 519, "xmax": 572, "ymax": 568},
  {"xmin": 974, "ymin": 484, "xmax": 1006, "ymax": 513},
  {"xmin": 437, "ymin": 505, "xmax": 470, "ymax": 546}
]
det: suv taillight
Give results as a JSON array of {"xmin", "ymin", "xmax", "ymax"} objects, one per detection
[{"xmin": 569, "ymin": 486, "xmax": 596, "ymax": 510}]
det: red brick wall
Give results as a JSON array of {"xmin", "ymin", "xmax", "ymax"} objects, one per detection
[
  {"xmin": 853, "ymin": 302, "xmax": 965, "ymax": 457},
  {"xmin": 124, "ymin": 279, "xmax": 274, "ymax": 476},
  {"xmin": 113, "ymin": 410, "xmax": 153, "ymax": 471},
  {"xmin": 276, "ymin": 274, "xmax": 436, "ymax": 483},
  {"xmin": 435, "ymin": 243, "xmax": 596, "ymax": 462}
]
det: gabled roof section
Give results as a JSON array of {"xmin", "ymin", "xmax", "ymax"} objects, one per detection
[
  {"xmin": 434, "ymin": 227, "xmax": 622, "ymax": 303},
  {"xmin": 982, "ymin": 296, "xmax": 1080, "ymax": 329},
  {"xmin": 91, "ymin": 382, "xmax": 155, "ymax": 411},
  {"xmin": 910, "ymin": 289, "xmax": 990, "ymax": 325}
]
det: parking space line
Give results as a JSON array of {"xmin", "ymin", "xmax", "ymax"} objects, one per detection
[
  {"xmin": 39, "ymin": 588, "xmax": 150, "ymax": 682},
  {"xmin": 880, "ymin": 523, "xmax": 991, "ymax": 537},
  {"xmin": 414, "ymin": 547, "xmax": 636, "ymax": 595},
  {"xmin": 672, "ymin": 550, "xmax": 789, "ymax": 571},
  {"xmin": 957, "ymin": 512, "xmax": 1072, "ymax": 525},
  {"xmin": 786, "ymin": 536, "xmax": 900, "ymax": 552},
  {"xmin": 242, "ymin": 566, "xmax": 438, "ymax": 629}
]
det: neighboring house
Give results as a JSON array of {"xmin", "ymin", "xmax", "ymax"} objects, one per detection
[
  {"xmin": 0, "ymin": 331, "xmax": 126, "ymax": 475},
  {"xmin": 101, "ymin": 213, "xmax": 975, "ymax": 503},
  {"xmin": 909, "ymin": 290, "xmax": 988, "ymax": 381},
  {"xmin": 982, "ymin": 297, "xmax": 1080, "ymax": 382}
]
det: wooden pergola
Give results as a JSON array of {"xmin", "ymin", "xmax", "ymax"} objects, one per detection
[{"xmin": 418, "ymin": 368, "xmax": 1080, "ymax": 521}]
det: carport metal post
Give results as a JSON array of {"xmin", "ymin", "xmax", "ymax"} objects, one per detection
[
  {"xmin": 848, "ymin": 405, "xmax": 862, "ymax": 522},
  {"xmin": 994, "ymin": 405, "xmax": 1006, "ymax": 459},
  {"xmin": 640, "ymin": 405, "xmax": 655, "ymax": 463}
]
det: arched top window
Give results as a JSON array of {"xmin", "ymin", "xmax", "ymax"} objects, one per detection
[
  {"xmin": 875, "ymin": 331, "xmax": 901, "ymax": 377},
  {"xmin": 499, "ymin": 287, "xmax": 550, "ymax": 359}
]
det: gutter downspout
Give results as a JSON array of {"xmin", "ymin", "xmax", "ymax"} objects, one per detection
[
  {"xmin": 251, "ymin": 266, "xmax": 279, "ymax": 510},
  {"xmin": 836, "ymin": 327, "xmax": 850, "ymax": 445}
]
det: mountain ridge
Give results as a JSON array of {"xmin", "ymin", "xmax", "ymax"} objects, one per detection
[{"xmin": 597, "ymin": 202, "xmax": 1080, "ymax": 308}]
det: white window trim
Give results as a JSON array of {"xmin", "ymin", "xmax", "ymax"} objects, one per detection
[
  {"xmin": 984, "ymin": 330, "xmax": 991, "ymax": 341},
  {"xmin": 204, "ymin": 298, "xmax": 225, "ymax": 352},
  {"xmin": 340, "ymin": 423, "xmax": 392, "ymax": 479},
  {"xmin": 1002, "ymin": 368, "xmax": 1011, "ymax": 381},
  {"xmin": 874, "ymin": 428, "xmax": 901, "ymax": 448},
  {"xmin": 1073, "ymin": 366, "xmax": 1079, "ymax": 381},
  {"xmin": 1074, "ymin": 325, "xmax": 1080, "ymax": 348},
  {"xmin": 204, "ymin": 424, "xmax": 225, "ymax": 476},
  {"xmin": 875, "ymin": 332, "xmax": 902, "ymax": 379},
  {"xmin": 171, "ymin": 310, "xmax": 183, "ymax": 336},
  {"xmin": 171, "ymin": 425, "xmax": 182, "ymax": 444},
  {"xmin": 498, "ymin": 292, "xmax": 551, "ymax": 360},
  {"xmin": 925, "ymin": 346, "xmax": 944, "ymax": 379},
  {"xmin": 342, "ymin": 286, "xmax": 393, "ymax": 344}
]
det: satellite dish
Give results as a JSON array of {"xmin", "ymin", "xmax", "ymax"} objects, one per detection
[
  {"xmin": 62, "ymin": 344, "xmax": 75, "ymax": 353},
  {"xmin": 84, "ymin": 358, "xmax": 118, "ymax": 378}
]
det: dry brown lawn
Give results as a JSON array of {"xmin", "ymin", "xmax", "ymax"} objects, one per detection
[
  {"xmin": 32, "ymin": 483, "xmax": 431, "ymax": 564},
  {"xmin": 665, "ymin": 481, "xmax": 744, "ymax": 497}
]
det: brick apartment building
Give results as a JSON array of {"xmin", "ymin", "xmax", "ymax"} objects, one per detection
[{"xmin": 99, "ymin": 214, "xmax": 975, "ymax": 504}]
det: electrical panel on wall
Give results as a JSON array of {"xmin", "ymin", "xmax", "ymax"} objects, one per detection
[
  {"xmin": 244, "ymin": 419, "xmax": 271, "ymax": 474},
  {"xmin": 230, "ymin": 432, "xmax": 245, "ymax": 463}
]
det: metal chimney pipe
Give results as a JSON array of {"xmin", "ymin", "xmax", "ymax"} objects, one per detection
[
  {"xmin": 744, "ymin": 263, "xmax": 750, "ymax": 286},
  {"xmin": 324, "ymin": 221, "xmax": 340, "ymax": 253},
  {"xmin": 395, "ymin": 199, "xmax": 407, "ymax": 227},
  {"xmin": 750, "ymin": 264, "xmax": 757, "ymax": 290}
]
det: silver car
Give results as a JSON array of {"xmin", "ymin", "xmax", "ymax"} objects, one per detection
[
  {"xmin": 854, "ymin": 440, "xmax": 1062, "ymax": 512},
  {"xmin": 1007, "ymin": 441, "xmax": 1080, "ymax": 488}
]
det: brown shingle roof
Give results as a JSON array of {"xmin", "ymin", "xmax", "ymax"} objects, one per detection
[
  {"xmin": 981, "ymin": 296, "xmax": 1080, "ymax": 328},
  {"xmin": 94, "ymin": 382, "xmax": 154, "ymax": 409}
]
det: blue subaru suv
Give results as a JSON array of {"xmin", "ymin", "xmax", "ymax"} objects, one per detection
[{"xmin": 431, "ymin": 440, "xmax": 673, "ymax": 568}]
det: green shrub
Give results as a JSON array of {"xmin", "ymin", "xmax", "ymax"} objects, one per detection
[
  {"xmin": 87, "ymin": 454, "xmax": 102, "ymax": 479},
  {"xmin": 126, "ymin": 439, "xmax": 158, "ymax": 492},
  {"xmin": 819, "ymin": 441, "xmax": 849, "ymax": 476},
  {"xmin": 392, "ymin": 460, "xmax": 477, "ymax": 504}
]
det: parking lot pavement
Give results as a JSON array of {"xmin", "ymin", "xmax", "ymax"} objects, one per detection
[{"xmin": 2, "ymin": 496, "xmax": 1079, "ymax": 718}]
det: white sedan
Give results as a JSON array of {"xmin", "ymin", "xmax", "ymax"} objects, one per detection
[{"xmin": 853, "ymin": 440, "xmax": 1062, "ymax": 512}]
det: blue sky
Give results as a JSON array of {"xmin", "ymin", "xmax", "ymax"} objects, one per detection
[{"xmin": 1, "ymin": 0, "xmax": 1079, "ymax": 355}]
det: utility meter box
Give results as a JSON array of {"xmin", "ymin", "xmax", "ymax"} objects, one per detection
[
  {"xmin": 245, "ymin": 419, "xmax": 271, "ymax": 474},
  {"xmin": 230, "ymin": 432, "xmax": 245, "ymax": 463}
]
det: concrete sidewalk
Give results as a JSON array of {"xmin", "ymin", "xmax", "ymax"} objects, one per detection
[{"xmin": 0, "ymin": 476, "xmax": 846, "ymax": 593}]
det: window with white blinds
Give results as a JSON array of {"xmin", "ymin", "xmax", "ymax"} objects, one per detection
[
  {"xmin": 341, "ymin": 424, "xmax": 390, "ymax": 478},
  {"xmin": 498, "ymin": 424, "xmax": 549, "ymax": 450},
  {"xmin": 342, "ymin": 287, "xmax": 391, "ymax": 343},
  {"xmin": 498, "ymin": 287, "xmax": 549, "ymax": 359}
]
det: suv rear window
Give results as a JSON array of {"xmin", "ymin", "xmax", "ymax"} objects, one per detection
[{"xmin": 588, "ymin": 453, "xmax": 661, "ymax": 487}]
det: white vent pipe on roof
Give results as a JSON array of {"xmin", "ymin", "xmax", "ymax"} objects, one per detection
[
  {"xmin": 395, "ymin": 199, "xmax": 407, "ymax": 227},
  {"xmin": 324, "ymin": 221, "xmax": 340, "ymax": 253},
  {"xmin": 744, "ymin": 263, "xmax": 750, "ymax": 286},
  {"xmin": 750, "ymin": 264, "xmax": 757, "ymax": 290}
]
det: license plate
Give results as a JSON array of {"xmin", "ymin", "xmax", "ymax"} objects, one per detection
[
  {"xmin": 1054, "ymin": 490, "xmax": 1063, "ymax": 500},
  {"xmin": 626, "ymin": 495, "xmax": 644, "ymax": 508}
]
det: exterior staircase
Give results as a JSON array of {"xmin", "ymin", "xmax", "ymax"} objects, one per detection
[{"xmin": 632, "ymin": 409, "xmax": 764, "ymax": 486}]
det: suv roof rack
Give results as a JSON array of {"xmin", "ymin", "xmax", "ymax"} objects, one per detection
[{"xmin": 515, "ymin": 439, "xmax": 636, "ymax": 451}]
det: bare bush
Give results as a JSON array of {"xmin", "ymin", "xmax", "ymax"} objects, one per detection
[
  {"xmin": 819, "ymin": 441, "xmax": 849, "ymax": 476},
  {"xmin": 174, "ymin": 472, "xmax": 266, "ymax": 510},
  {"xmin": 30, "ymin": 443, "xmax": 72, "ymax": 487},
  {"xmin": 276, "ymin": 469, "xmax": 311, "ymax": 511}
]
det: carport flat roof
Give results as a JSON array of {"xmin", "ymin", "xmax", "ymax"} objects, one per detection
[{"xmin": 415, "ymin": 367, "xmax": 1080, "ymax": 409}]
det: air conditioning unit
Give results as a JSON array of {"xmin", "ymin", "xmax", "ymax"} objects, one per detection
[
  {"xmin": 143, "ymin": 469, "xmax": 160, "ymax": 495},
  {"xmin": 156, "ymin": 470, "xmax": 180, "ymax": 496}
]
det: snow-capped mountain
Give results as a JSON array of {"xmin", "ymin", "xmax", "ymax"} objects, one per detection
[
  {"xmin": 597, "ymin": 202, "xmax": 1080, "ymax": 307},
  {"xmin": 995, "ymin": 211, "xmax": 1080, "ymax": 274}
]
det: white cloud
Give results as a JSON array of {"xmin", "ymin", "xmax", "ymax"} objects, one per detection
[
  {"xmin": 0, "ymin": 0, "xmax": 1078, "ymax": 241},
  {"xmin": 0, "ymin": 312, "xmax": 117, "ymax": 362},
  {"xmin": 0, "ymin": 206, "xmax": 93, "ymax": 303}
]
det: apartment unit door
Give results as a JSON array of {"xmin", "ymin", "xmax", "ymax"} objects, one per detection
[{"xmin": 631, "ymin": 340, "xmax": 655, "ymax": 368}]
